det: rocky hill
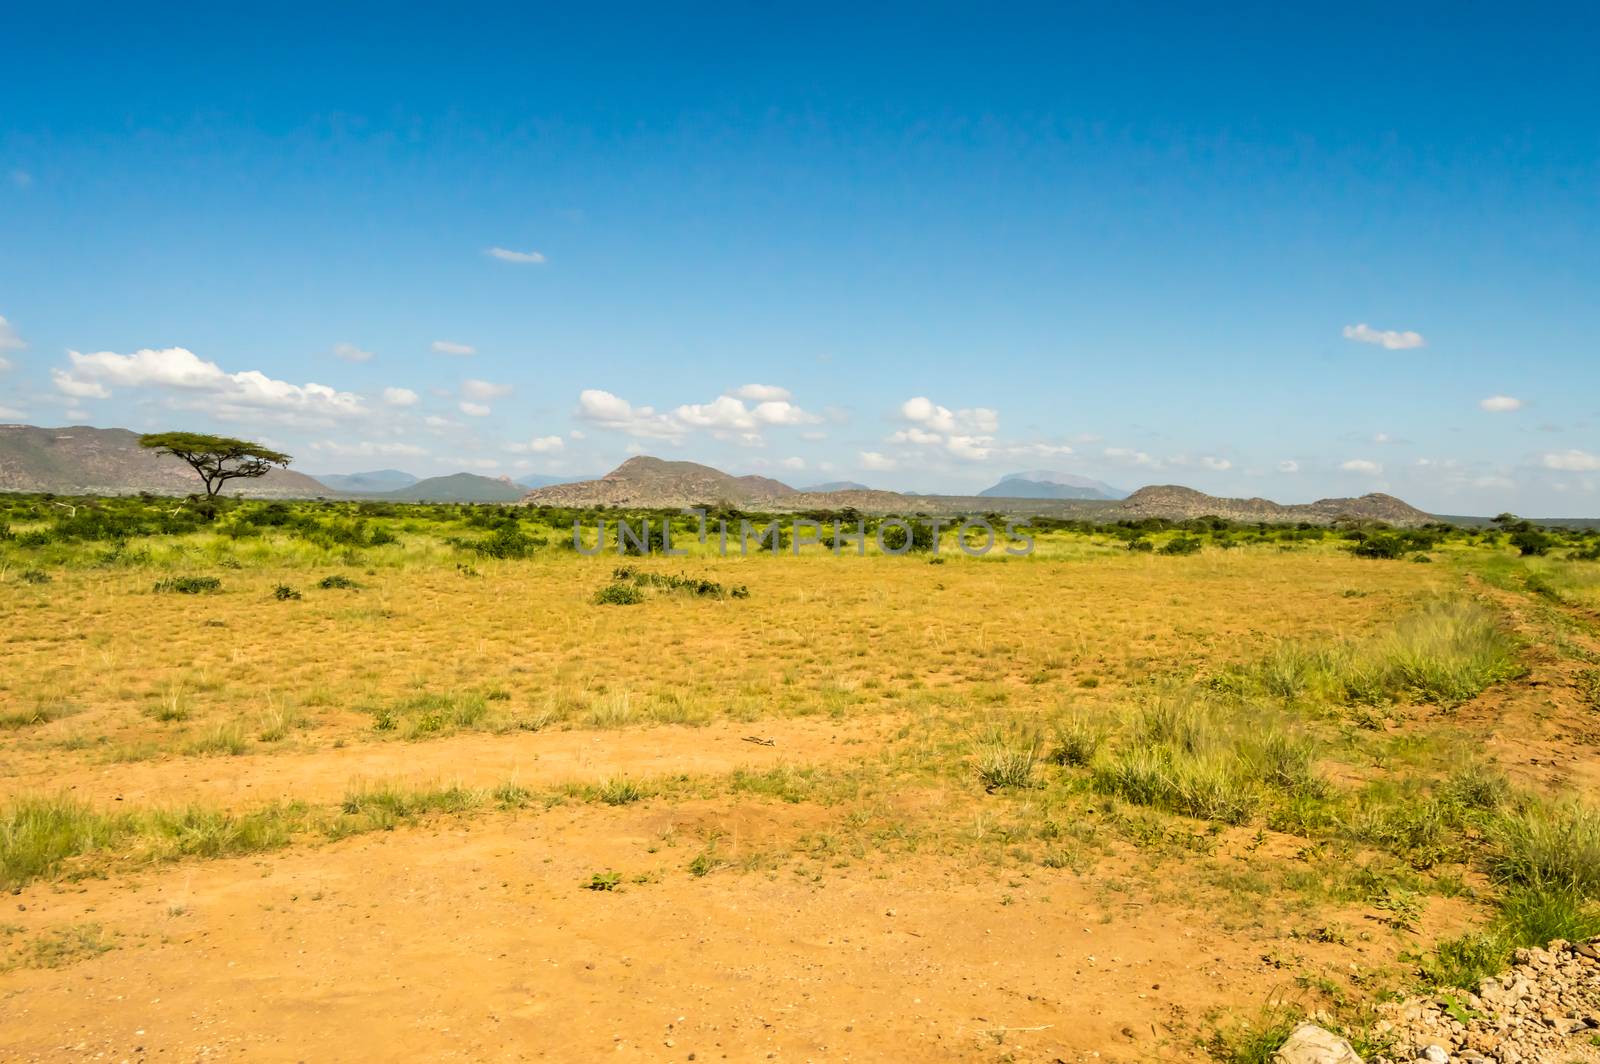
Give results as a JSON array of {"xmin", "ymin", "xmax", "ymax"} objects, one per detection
[
  {"xmin": 1108, "ymin": 485, "xmax": 1434, "ymax": 526},
  {"xmin": 523, "ymin": 458, "xmax": 1437, "ymax": 526},
  {"xmin": 0, "ymin": 424, "xmax": 332, "ymax": 498},
  {"xmin": 519, "ymin": 456, "xmax": 797, "ymax": 508}
]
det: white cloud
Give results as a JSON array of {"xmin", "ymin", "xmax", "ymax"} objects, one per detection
[
  {"xmin": 1340, "ymin": 459, "xmax": 1383, "ymax": 474},
  {"xmin": 485, "ymin": 247, "xmax": 547, "ymax": 264},
  {"xmin": 431, "ymin": 340, "xmax": 476, "ymax": 356},
  {"xmin": 1342, "ymin": 323, "xmax": 1425, "ymax": 350},
  {"xmin": 423, "ymin": 415, "xmax": 454, "ymax": 430},
  {"xmin": 750, "ymin": 400, "xmax": 820, "ymax": 426},
  {"xmin": 507, "ymin": 435, "xmax": 564, "ymax": 454},
  {"xmin": 858, "ymin": 451, "xmax": 897, "ymax": 471},
  {"xmin": 576, "ymin": 389, "xmax": 685, "ymax": 440},
  {"xmin": 50, "ymin": 369, "xmax": 110, "ymax": 398},
  {"xmin": 1277, "ymin": 460, "xmax": 1300, "ymax": 473},
  {"xmin": 580, "ymin": 388, "xmax": 819, "ymax": 443},
  {"xmin": 674, "ymin": 395, "xmax": 756, "ymax": 430},
  {"xmin": 52, "ymin": 347, "xmax": 365, "ymax": 422},
  {"xmin": 0, "ymin": 404, "xmax": 26, "ymax": 419},
  {"xmin": 731, "ymin": 383, "xmax": 792, "ymax": 402},
  {"xmin": 332, "ymin": 342, "xmax": 374, "ymax": 363},
  {"xmin": 458, "ymin": 401, "xmax": 492, "ymax": 417},
  {"xmin": 1103, "ymin": 446, "xmax": 1160, "ymax": 468},
  {"xmin": 311, "ymin": 440, "xmax": 427, "ymax": 458},
  {"xmin": 1199, "ymin": 456, "xmax": 1232, "ymax": 471},
  {"xmin": 1543, "ymin": 449, "xmax": 1600, "ymax": 472},
  {"xmin": 1479, "ymin": 395, "xmax": 1524, "ymax": 412},
  {"xmin": 780, "ymin": 456, "xmax": 806, "ymax": 470},
  {"xmin": 0, "ymin": 315, "xmax": 24, "ymax": 351},
  {"xmin": 462, "ymin": 378, "xmax": 512, "ymax": 401},
  {"xmin": 900, "ymin": 396, "xmax": 999, "ymax": 434},
  {"xmin": 381, "ymin": 387, "xmax": 419, "ymax": 407}
]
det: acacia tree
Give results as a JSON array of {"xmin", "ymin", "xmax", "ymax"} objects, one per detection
[{"xmin": 139, "ymin": 432, "xmax": 292, "ymax": 498}]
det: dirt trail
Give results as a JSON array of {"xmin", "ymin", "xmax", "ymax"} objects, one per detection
[
  {"xmin": 0, "ymin": 717, "xmax": 889, "ymax": 810},
  {"xmin": 0, "ymin": 797, "xmax": 1352, "ymax": 1063},
  {"xmin": 1450, "ymin": 579, "xmax": 1600, "ymax": 794}
]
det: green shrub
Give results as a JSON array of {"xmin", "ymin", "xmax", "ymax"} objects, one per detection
[
  {"xmin": 272, "ymin": 584, "xmax": 302, "ymax": 601},
  {"xmin": 153, "ymin": 576, "xmax": 221, "ymax": 594},
  {"xmin": 1046, "ymin": 717, "xmax": 1103, "ymax": 767},
  {"xmin": 593, "ymin": 582, "xmax": 645, "ymax": 605},
  {"xmin": 316, "ymin": 574, "xmax": 362, "ymax": 590},
  {"xmin": 1489, "ymin": 803, "xmax": 1600, "ymax": 897},
  {"xmin": 976, "ymin": 740, "xmax": 1038, "ymax": 791},
  {"xmin": 1158, "ymin": 536, "xmax": 1202, "ymax": 556},
  {"xmin": 19, "ymin": 569, "xmax": 51, "ymax": 585}
]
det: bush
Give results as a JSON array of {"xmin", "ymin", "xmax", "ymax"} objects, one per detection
[
  {"xmin": 1046, "ymin": 717, "xmax": 1103, "ymax": 767},
  {"xmin": 1511, "ymin": 529, "xmax": 1555, "ymax": 557},
  {"xmin": 1489, "ymin": 803, "xmax": 1600, "ymax": 897},
  {"xmin": 316, "ymin": 575, "xmax": 362, "ymax": 590},
  {"xmin": 1158, "ymin": 536, "xmax": 1202, "ymax": 556},
  {"xmin": 1352, "ymin": 534, "xmax": 1408, "ymax": 559},
  {"xmin": 593, "ymin": 582, "xmax": 645, "ymax": 605},
  {"xmin": 976, "ymin": 739, "xmax": 1038, "ymax": 791},
  {"xmin": 273, "ymin": 584, "xmax": 302, "ymax": 601},
  {"xmin": 19, "ymin": 569, "xmax": 51, "ymax": 584},
  {"xmin": 153, "ymin": 576, "xmax": 221, "ymax": 594}
]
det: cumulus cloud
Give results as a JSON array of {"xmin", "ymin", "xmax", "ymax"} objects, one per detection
[
  {"xmin": 381, "ymin": 387, "xmax": 419, "ymax": 407},
  {"xmin": 0, "ymin": 404, "xmax": 26, "ymax": 419},
  {"xmin": 311, "ymin": 440, "xmax": 427, "ymax": 458},
  {"xmin": 1278, "ymin": 460, "xmax": 1300, "ymax": 473},
  {"xmin": 506, "ymin": 435, "xmax": 564, "ymax": 454},
  {"xmin": 485, "ymin": 247, "xmax": 546, "ymax": 264},
  {"xmin": 576, "ymin": 389, "xmax": 685, "ymax": 440},
  {"xmin": 780, "ymin": 456, "xmax": 806, "ymax": 470},
  {"xmin": 50, "ymin": 347, "xmax": 365, "ymax": 422},
  {"xmin": 332, "ymin": 342, "xmax": 374, "ymax": 363},
  {"xmin": 1340, "ymin": 459, "xmax": 1383, "ymax": 474},
  {"xmin": 731, "ymin": 383, "xmax": 792, "ymax": 402},
  {"xmin": 1479, "ymin": 395, "xmax": 1524, "ymax": 412},
  {"xmin": 462, "ymin": 378, "xmax": 512, "ymax": 401},
  {"xmin": 577, "ymin": 387, "xmax": 820, "ymax": 444},
  {"xmin": 900, "ymin": 396, "xmax": 999, "ymax": 434},
  {"xmin": 458, "ymin": 401, "xmax": 492, "ymax": 417},
  {"xmin": 0, "ymin": 315, "xmax": 24, "ymax": 352},
  {"xmin": 1103, "ymin": 446, "xmax": 1160, "ymax": 468},
  {"xmin": 1342, "ymin": 323, "xmax": 1425, "ymax": 350},
  {"xmin": 1199, "ymin": 456, "xmax": 1232, "ymax": 471},
  {"xmin": 50, "ymin": 369, "xmax": 110, "ymax": 398},
  {"xmin": 1543, "ymin": 449, "xmax": 1600, "ymax": 472},
  {"xmin": 431, "ymin": 340, "xmax": 476, "ymax": 356},
  {"xmin": 858, "ymin": 451, "xmax": 897, "ymax": 471}
]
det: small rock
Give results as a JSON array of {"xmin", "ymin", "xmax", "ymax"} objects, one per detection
[
  {"xmin": 1274, "ymin": 1023, "xmax": 1363, "ymax": 1064},
  {"xmin": 1416, "ymin": 1046, "xmax": 1449, "ymax": 1064}
]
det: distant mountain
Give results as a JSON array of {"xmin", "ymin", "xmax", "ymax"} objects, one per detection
[
  {"xmin": 311, "ymin": 469, "xmax": 419, "ymax": 493},
  {"xmin": 1110, "ymin": 485, "xmax": 1433, "ymax": 526},
  {"xmin": 0, "ymin": 424, "xmax": 333, "ymax": 498},
  {"xmin": 373, "ymin": 473, "xmax": 526, "ymax": 503},
  {"xmin": 515, "ymin": 472, "xmax": 601, "ymax": 490},
  {"xmin": 521, "ymin": 455, "xmax": 1438, "ymax": 526},
  {"xmin": 799, "ymin": 480, "xmax": 872, "ymax": 493},
  {"xmin": 979, "ymin": 471, "xmax": 1128, "ymax": 501},
  {"xmin": 521, "ymin": 456, "xmax": 797, "ymax": 508}
]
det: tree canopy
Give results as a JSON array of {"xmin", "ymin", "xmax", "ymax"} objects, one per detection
[{"xmin": 139, "ymin": 432, "xmax": 292, "ymax": 497}]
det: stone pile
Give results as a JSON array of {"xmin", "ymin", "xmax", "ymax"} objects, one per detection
[{"xmin": 1277, "ymin": 938, "xmax": 1600, "ymax": 1064}]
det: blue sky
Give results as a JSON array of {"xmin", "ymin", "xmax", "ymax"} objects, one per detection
[{"xmin": 1, "ymin": 3, "xmax": 1596, "ymax": 514}]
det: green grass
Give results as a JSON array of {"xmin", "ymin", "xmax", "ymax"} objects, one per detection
[{"xmin": 1488, "ymin": 802, "xmax": 1600, "ymax": 897}]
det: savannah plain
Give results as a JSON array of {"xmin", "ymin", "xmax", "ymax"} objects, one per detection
[{"xmin": 3, "ymin": 498, "xmax": 1600, "ymax": 1062}]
